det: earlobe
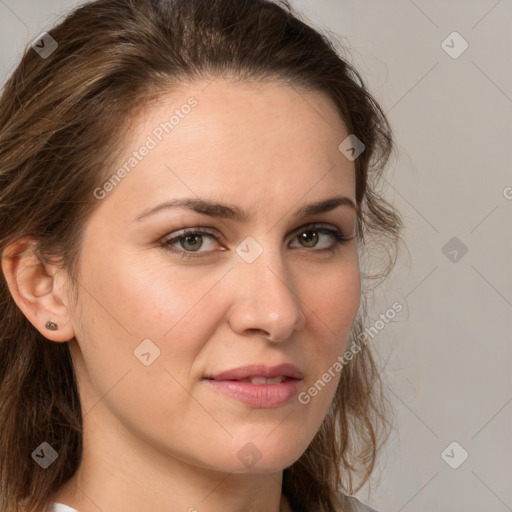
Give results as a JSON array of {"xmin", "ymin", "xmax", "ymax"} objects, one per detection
[{"xmin": 0, "ymin": 237, "xmax": 76, "ymax": 342}]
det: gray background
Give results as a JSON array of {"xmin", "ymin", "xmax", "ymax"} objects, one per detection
[{"xmin": 1, "ymin": 1, "xmax": 511, "ymax": 511}]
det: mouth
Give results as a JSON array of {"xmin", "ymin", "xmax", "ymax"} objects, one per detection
[{"xmin": 201, "ymin": 364, "xmax": 303, "ymax": 408}]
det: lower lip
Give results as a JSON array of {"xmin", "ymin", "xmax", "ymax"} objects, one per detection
[{"xmin": 203, "ymin": 378, "xmax": 302, "ymax": 408}]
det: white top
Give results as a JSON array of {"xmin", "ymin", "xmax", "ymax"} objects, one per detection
[
  {"xmin": 346, "ymin": 496, "xmax": 379, "ymax": 512},
  {"xmin": 48, "ymin": 504, "xmax": 79, "ymax": 512}
]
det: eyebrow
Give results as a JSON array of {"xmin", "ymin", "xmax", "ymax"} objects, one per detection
[{"xmin": 134, "ymin": 195, "xmax": 358, "ymax": 222}]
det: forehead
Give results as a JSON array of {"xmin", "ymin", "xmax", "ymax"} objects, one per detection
[
  {"xmin": 129, "ymin": 76, "xmax": 350, "ymax": 159},
  {"xmin": 99, "ymin": 77, "xmax": 356, "ymax": 220}
]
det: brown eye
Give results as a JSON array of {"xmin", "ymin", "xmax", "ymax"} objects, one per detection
[
  {"xmin": 290, "ymin": 224, "xmax": 351, "ymax": 252},
  {"xmin": 298, "ymin": 229, "xmax": 319, "ymax": 248},
  {"xmin": 162, "ymin": 228, "xmax": 222, "ymax": 258},
  {"xmin": 181, "ymin": 234, "xmax": 204, "ymax": 251},
  {"xmin": 161, "ymin": 224, "xmax": 352, "ymax": 260}
]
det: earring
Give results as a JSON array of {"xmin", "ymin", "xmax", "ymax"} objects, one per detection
[{"xmin": 45, "ymin": 321, "xmax": 58, "ymax": 330}]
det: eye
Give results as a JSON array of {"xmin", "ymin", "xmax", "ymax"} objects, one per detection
[
  {"xmin": 290, "ymin": 224, "xmax": 352, "ymax": 251},
  {"xmin": 161, "ymin": 228, "xmax": 221, "ymax": 258},
  {"xmin": 160, "ymin": 223, "xmax": 353, "ymax": 259}
]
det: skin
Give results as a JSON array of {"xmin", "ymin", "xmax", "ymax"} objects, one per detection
[{"xmin": 3, "ymin": 77, "xmax": 361, "ymax": 512}]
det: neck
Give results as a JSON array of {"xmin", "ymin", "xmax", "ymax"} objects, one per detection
[{"xmin": 50, "ymin": 414, "xmax": 291, "ymax": 512}]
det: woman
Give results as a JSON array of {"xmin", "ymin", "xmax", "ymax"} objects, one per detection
[{"xmin": 0, "ymin": 0, "xmax": 402, "ymax": 511}]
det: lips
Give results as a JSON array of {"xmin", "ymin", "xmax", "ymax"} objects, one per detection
[
  {"xmin": 202, "ymin": 363, "xmax": 303, "ymax": 408},
  {"xmin": 203, "ymin": 363, "xmax": 304, "ymax": 409},
  {"xmin": 204, "ymin": 363, "xmax": 304, "ymax": 382}
]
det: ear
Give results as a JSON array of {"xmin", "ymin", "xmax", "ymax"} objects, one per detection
[{"xmin": 1, "ymin": 237, "xmax": 76, "ymax": 342}]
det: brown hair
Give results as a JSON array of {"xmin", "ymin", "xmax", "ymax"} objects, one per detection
[{"xmin": 0, "ymin": 1, "xmax": 403, "ymax": 511}]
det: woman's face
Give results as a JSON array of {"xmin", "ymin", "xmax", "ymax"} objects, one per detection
[{"xmin": 68, "ymin": 78, "xmax": 361, "ymax": 476}]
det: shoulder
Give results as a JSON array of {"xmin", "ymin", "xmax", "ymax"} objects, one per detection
[{"xmin": 339, "ymin": 495, "xmax": 379, "ymax": 512}]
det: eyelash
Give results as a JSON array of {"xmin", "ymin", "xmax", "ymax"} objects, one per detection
[{"xmin": 160, "ymin": 223, "xmax": 353, "ymax": 259}]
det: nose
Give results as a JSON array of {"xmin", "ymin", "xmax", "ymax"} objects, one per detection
[{"xmin": 227, "ymin": 248, "xmax": 306, "ymax": 342}]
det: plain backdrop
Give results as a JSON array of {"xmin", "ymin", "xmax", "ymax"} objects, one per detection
[{"xmin": 1, "ymin": 1, "xmax": 511, "ymax": 511}]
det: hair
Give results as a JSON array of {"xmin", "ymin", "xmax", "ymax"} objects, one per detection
[{"xmin": 0, "ymin": 1, "xmax": 403, "ymax": 511}]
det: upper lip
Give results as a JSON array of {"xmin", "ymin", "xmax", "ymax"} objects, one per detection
[{"xmin": 204, "ymin": 363, "xmax": 304, "ymax": 381}]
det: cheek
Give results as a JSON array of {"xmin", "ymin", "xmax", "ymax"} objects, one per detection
[
  {"xmin": 76, "ymin": 251, "xmax": 235, "ymax": 394},
  {"xmin": 82, "ymin": 245, "xmax": 216, "ymax": 332},
  {"xmin": 308, "ymin": 260, "xmax": 361, "ymax": 342},
  {"xmin": 71, "ymin": 252, "xmax": 226, "ymax": 433},
  {"xmin": 300, "ymin": 260, "xmax": 361, "ymax": 394}
]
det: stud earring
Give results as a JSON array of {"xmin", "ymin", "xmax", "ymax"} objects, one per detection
[{"xmin": 45, "ymin": 321, "xmax": 58, "ymax": 330}]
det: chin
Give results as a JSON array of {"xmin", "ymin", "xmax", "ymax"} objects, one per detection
[{"xmin": 222, "ymin": 437, "xmax": 308, "ymax": 474}]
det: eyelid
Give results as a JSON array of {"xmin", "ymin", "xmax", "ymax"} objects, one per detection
[
  {"xmin": 162, "ymin": 222, "xmax": 348, "ymax": 243},
  {"xmin": 161, "ymin": 226, "xmax": 220, "ymax": 243}
]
